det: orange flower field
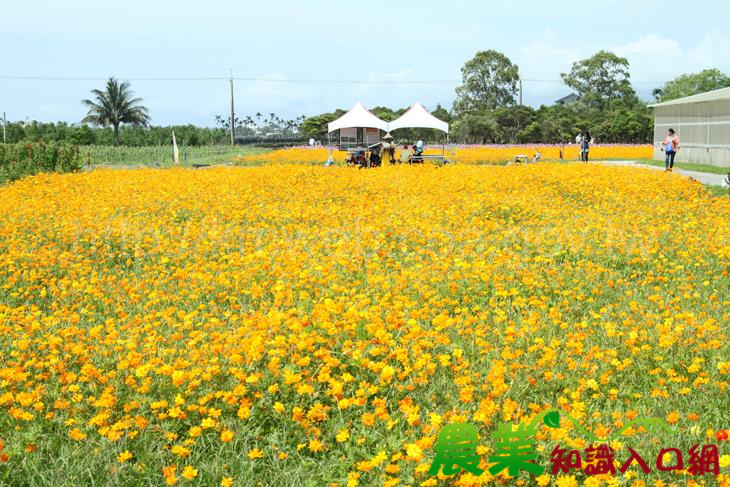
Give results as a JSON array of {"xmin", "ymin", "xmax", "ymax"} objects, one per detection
[
  {"xmin": 236, "ymin": 145, "xmax": 653, "ymax": 166},
  {"xmin": 0, "ymin": 164, "xmax": 728, "ymax": 485}
]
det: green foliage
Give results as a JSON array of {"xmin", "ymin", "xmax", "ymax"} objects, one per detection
[
  {"xmin": 370, "ymin": 106, "xmax": 402, "ymax": 122},
  {"xmin": 654, "ymin": 68, "xmax": 730, "ymax": 102},
  {"xmin": 299, "ymin": 110, "xmax": 346, "ymax": 140},
  {"xmin": 0, "ymin": 141, "xmax": 82, "ymax": 184},
  {"xmin": 493, "ymin": 106, "xmax": 536, "ymax": 143},
  {"xmin": 2, "ymin": 121, "xmax": 228, "ymax": 147},
  {"xmin": 592, "ymin": 105, "xmax": 654, "ymax": 143},
  {"xmin": 449, "ymin": 50, "xmax": 651, "ymax": 144},
  {"xmin": 81, "ymin": 145, "xmax": 267, "ymax": 166},
  {"xmin": 215, "ymin": 112, "xmax": 306, "ymax": 139},
  {"xmin": 431, "ymin": 105, "xmax": 453, "ymax": 125},
  {"xmin": 451, "ymin": 113, "xmax": 498, "ymax": 144},
  {"xmin": 561, "ymin": 50, "xmax": 638, "ymax": 110},
  {"xmin": 636, "ymin": 159, "xmax": 730, "ymax": 176},
  {"xmin": 454, "ymin": 50, "xmax": 520, "ymax": 114},
  {"xmin": 450, "ymin": 103, "xmax": 652, "ymax": 144}
]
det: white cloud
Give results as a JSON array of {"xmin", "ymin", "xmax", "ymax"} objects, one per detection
[
  {"xmin": 604, "ymin": 30, "xmax": 730, "ymax": 96},
  {"xmin": 685, "ymin": 29, "xmax": 730, "ymax": 71},
  {"xmin": 515, "ymin": 31, "xmax": 587, "ymax": 104},
  {"xmin": 513, "ymin": 29, "xmax": 730, "ymax": 105}
]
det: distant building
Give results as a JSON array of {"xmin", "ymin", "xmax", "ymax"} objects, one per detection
[
  {"xmin": 555, "ymin": 94, "xmax": 579, "ymax": 105},
  {"xmin": 650, "ymin": 87, "xmax": 730, "ymax": 167}
]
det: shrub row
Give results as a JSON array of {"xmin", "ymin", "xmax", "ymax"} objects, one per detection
[{"xmin": 0, "ymin": 142, "xmax": 83, "ymax": 184}]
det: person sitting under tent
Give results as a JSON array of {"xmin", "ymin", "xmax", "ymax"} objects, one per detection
[
  {"xmin": 410, "ymin": 143, "xmax": 425, "ymax": 164},
  {"xmin": 369, "ymin": 146, "xmax": 382, "ymax": 167},
  {"xmin": 400, "ymin": 144, "xmax": 411, "ymax": 163},
  {"xmin": 389, "ymin": 103, "xmax": 449, "ymax": 165},
  {"xmin": 347, "ymin": 148, "xmax": 368, "ymax": 167},
  {"xmin": 415, "ymin": 139, "xmax": 424, "ymax": 155}
]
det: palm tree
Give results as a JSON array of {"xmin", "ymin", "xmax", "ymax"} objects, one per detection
[{"xmin": 82, "ymin": 77, "xmax": 150, "ymax": 146}]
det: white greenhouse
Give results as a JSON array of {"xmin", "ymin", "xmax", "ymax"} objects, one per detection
[{"xmin": 650, "ymin": 87, "xmax": 730, "ymax": 167}]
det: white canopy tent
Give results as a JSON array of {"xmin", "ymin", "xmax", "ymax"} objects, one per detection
[
  {"xmin": 388, "ymin": 103, "xmax": 450, "ymax": 162},
  {"xmin": 326, "ymin": 103, "xmax": 389, "ymax": 163},
  {"xmin": 327, "ymin": 102, "xmax": 389, "ymax": 133},
  {"xmin": 388, "ymin": 102, "xmax": 449, "ymax": 133},
  {"xmin": 323, "ymin": 102, "xmax": 451, "ymax": 165}
]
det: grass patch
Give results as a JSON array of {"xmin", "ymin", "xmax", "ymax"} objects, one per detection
[
  {"xmin": 636, "ymin": 158, "xmax": 730, "ymax": 175},
  {"xmin": 82, "ymin": 145, "xmax": 270, "ymax": 167},
  {"xmin": 704, "ymin": 183, "xmax": 730, "ymax": 197}
]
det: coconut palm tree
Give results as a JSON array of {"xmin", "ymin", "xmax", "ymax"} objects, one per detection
[{"xmin": 82, "ymin": 77, "xmax": 150, "ymax": 146}]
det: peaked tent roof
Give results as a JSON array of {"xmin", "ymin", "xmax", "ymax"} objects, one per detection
[
  {"xmin": 388, "ymin": 102, "xmax": 449, "ymax": 133},
  {"xmin": 649, "ymin": 86, "xmax": 730, "ymax": 108},
  {"xmin": 328, "ymin": 102, "xmax": 389, "ymax": 133}
]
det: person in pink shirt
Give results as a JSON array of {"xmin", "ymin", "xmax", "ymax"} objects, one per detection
[{"xmin": 662, "ymin": 128, "xmax": 680, "ymax": 172}]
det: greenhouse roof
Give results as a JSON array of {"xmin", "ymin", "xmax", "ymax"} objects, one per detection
[{"xmin": 649, "ymin": 86, "xmax": 730, "ymax": 108}]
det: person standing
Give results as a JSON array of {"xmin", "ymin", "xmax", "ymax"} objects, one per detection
[
  {"xmin": 382, "ymin": 133, "xmax": 396, "ymax": 164},
  {"xmin": 580, "ymin": 131, "xmax": 591, "ymax": 162},
  {"xmin": 575, "ymin": 132, "xmax": 583, "ymax": 161},
  {"xmin": 662, "ymin": 128, "xmax": 680, "ymax": 171},
  {"xmin": 533, "ymin": 148, "xmax": 542, "ymax": 162}
]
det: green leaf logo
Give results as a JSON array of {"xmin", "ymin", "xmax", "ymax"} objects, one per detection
[{"xmin": 543, "ymin": 411, "xmax": 560, "ymax": 429}]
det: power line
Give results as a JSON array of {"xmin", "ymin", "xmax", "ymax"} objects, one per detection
[
  {"xmin": 0, "ymin": 74, "xmax": 668, "ymax": 85},
  {"xmin": 0, "ymin": 76, "xmax": 227, "ymax": 81},
  {"xmin": 0, "ymin": 75, "xmax": 459, "ymax": 84}
]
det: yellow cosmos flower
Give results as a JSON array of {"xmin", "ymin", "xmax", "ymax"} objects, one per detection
[
  {"xmin": 171, "ymin": 445, "xmax": 191, "ymax": 458},
  {"xmin": 69, "ymin": 428, "xmax": 87, "ymax": 441},
  {"xmin": 308, "ymin": 439, "xmax": 325, "ymax": 453},
  {"xmin": 247, "ymin": 448, "xmax": 264, "ymax": 459},
  {"xmin": 336, "ymin": 429, "xmax": 350, "ymax": 443},
  {"xmin": 117, "ymin": 450, "xmax": 133, "ymax": 463},
  {"xmin": 181, "ymin": 466, "xmax": 198, "ymax": 480}
]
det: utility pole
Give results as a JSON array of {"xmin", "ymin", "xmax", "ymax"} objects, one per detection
[
  {"xmin": 2, "ymin": 112, "xmax": 6, "ymax": 143},
  {"xmin": 229, "ymin": 70, "xmax": 235, "ymax": 146},
  {"xmin": 519, "ymin": 79, "xmax": 523, "ymax": 106}
]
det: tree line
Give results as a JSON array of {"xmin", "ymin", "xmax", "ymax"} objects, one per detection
[
  {"xmin": 300, "ymin": 52, "xmax": 730, "ymax": 145},
  {"xmin": 2, "ymin": 78, "xmax": 300, "ymax": 147},
  {"xmin": 5, "ymin": 59, "xmax": 729, "ymax": 147},
  {"xmin": 2, "ymin": 121, "xmax": 229, "ymax": 146}
]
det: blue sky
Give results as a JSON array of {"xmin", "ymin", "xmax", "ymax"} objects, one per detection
[{"xmin": 2, "ymin": 0, "xmax": 730, "ymax": 126}]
